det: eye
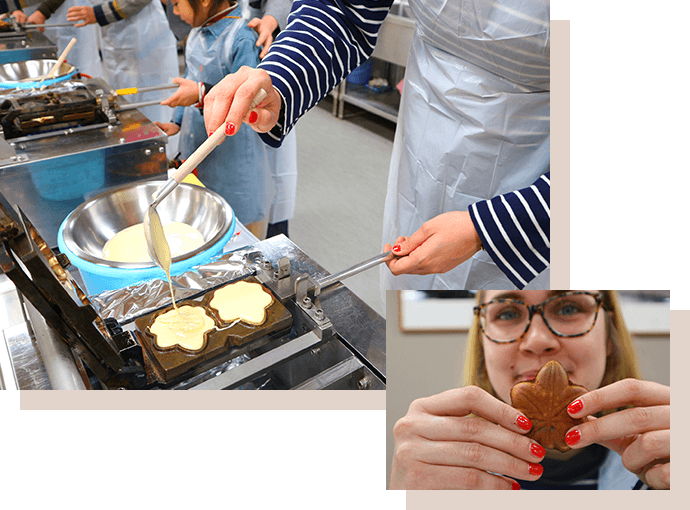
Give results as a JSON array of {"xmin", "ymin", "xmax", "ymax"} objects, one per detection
[
  {"xmin": 553, "ymin": 301, "xmax": 582, "ymax": 317},
  {"xmin": 490, "ymin": 304, "xmax": 525, "ymax": 322}
]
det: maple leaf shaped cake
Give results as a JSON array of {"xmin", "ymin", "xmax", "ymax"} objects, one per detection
[{"xmin": 510, "ymin": 360, "xmax": 588, "ymax": 452}]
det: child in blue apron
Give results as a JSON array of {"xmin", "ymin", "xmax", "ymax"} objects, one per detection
[{"xmin": 155, "ymin": 0, "xmax": 275, "ymax": 239}]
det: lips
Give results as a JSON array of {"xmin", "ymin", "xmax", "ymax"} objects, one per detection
[
  {"xmin": 515, "ymin": 371, "xmax": 538, "ymax": 383},
  {"xmin": 516, "ymin": 365, "xmax": 574, "ymax": 384}
]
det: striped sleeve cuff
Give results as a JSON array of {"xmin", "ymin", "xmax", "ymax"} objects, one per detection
[
  {"xmin": 94, "ymin": 1, "xmax": 127, "ymax": 26},
  {"xmin": 469, "ymin": 172, "xmax": 550, "ymax": 289}
]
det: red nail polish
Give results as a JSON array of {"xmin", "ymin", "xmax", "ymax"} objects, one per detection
[
  {"xmin": 565, "ymin": 429, "xmax": 581, "ymax": 446},
  {"xmin": 530, "ymin": 443, "xmax": 545, "ymax": 458},
  {"xmin": 392, "ymin": 244, "xmax": 401, "ymax": 253},
  {"xmin": 529, "ymin": 463, "xmax": 543, "ymax": 476},
  {"xmin": 511, "ymin": 481, "xmax": 521, "ymax": 490},
  {"xmin": 225, "ymin": 122, "xmax": 236, "ymax": 136},
  {"xmin": 568, "ymin": 399, "xmax": 583, "ymax": 414},
  {"xmin": 248, "ymin": 110, "xmax": 258, "ymax": 123},
  {"xmin": 516, "ymin": 415, "xmax": 532, "ymax": 431}
]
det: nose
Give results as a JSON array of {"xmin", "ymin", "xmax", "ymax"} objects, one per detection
[{"xmin": 518, "ymin": 312, "xmax": 560, "ymax": 355}]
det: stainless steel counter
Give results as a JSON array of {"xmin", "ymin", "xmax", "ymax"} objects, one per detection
[{"xmin": 0, "ymin": 233, "xmax": 386, "ymax": 390}]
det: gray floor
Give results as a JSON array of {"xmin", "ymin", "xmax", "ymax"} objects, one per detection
[{"xmin": 290, "ymin": 98, "xmax": 396, "ymax": 318}]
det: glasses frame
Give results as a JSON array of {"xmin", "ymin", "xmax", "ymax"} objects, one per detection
[{"xmin": 473, "ymin": 291, "xmax": 606, "ymax": 344}]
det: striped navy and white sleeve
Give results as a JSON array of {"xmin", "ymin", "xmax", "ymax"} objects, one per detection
[
  {"xmin": 256, "ymin": 0, "xmax": 393, "ymax": 147},
  {"xmin": 468, "ymin": 172, "xmax": 550, "ymax": 289}
]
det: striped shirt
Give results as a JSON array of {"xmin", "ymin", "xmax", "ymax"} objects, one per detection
[
  {"xmin": 257, "ymin": 0, "xmax": 393, "ymax": 146},
  {"xmin": 255, "ymin": 0, "xmax": 549, "ymax": 287},
  {"xmin": 469, "ymin": 172, "xmax": 550, "ymax": 289}
]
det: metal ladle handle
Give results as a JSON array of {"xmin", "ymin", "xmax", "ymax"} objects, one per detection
[{"xmin": 316, "ymin": 251, "xmax": 393, "ymax": 290}]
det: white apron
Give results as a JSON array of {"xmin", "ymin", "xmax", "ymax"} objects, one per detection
[
  {"xmin": 97, "ymin": 0, "xmax": 179, "ymax": 157},
  {"xmin": 30, "ymin": 0, "xmax": 104, "ymax": 79},
  {"xmin": 238, "ymin": 0, "xmax": 298, "ymax": 224},
  {"xmin": 380, "ymin": 0, "xmax": 550, "ymax": 290}
]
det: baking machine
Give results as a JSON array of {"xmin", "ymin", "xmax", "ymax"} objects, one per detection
[
  {"xmin": 0, "ymin": 76, "xmax": 168, "ymax": 248},
  {"xmin": 0, "ymin": 19, "xmax": 58, "ymax": 64},
  {"xmin": 0, "ymin": 193, "xmax": 386, "ymax": 390}
]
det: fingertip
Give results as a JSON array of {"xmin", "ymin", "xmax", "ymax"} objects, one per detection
[
  {"xmin": 516, "ymin": 414, "xmax": 532, "ymax": 431},
  {"xmin": 567, "ymin": 398, "xmax": 584, "ymax": 416}
]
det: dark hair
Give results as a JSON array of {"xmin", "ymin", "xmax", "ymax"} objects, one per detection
[{"xmin": 186, "ymin": 0, "xmax": 236, "ymax": 17}]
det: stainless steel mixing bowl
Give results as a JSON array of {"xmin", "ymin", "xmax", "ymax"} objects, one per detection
[
  {"xmin": 60, "ymin": 181, "xmax": 234, "ymax": 269},
  {"xmin": 0, "ymin": 59, "xmax": 76, "ymax": 84}
]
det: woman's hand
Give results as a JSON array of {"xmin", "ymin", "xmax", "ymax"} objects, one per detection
[
  {"xmin": 11, "ymin": 10, "xmax": 28, "ymax": 23},
  {"xmin": 203, "ymin": 66, "xmax": 280, "ymax": 137},
  {"xmin": 161, "ymin": 78, "xmax": 199, "ymax": 108},
  {"xmin": 247, "ymin": 15, "xmax": 278, "ymax": 59},
  {"xmin": 390, "ymin": 386, "xmax": 545, "ymax": 490},
  {"xmin": 154, "ymin": 122, "xmax": 180, "ymax": 136},
  {"xmin": 384, "ymin": 211, "xmax": 483, "ymax": 276},
  {"xmin": 566, "ymin": 379, "xmax": 670, "ymax": 489},
  {"xmin": 26, "ymin": 11, "xmax": 46, "ymax": 32},
  {"xmin": 66, "ymin": 6, "xmax": 96, "ymax": 27}
]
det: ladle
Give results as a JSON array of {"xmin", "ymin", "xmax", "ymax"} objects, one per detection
[{"xmin": 143, "ymin": 88, "xmax": 267, "ymax": 280}]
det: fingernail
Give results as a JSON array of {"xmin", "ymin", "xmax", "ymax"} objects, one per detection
[
  {"xmin": 529, "ymin": 463, "xmax": 543, "ymax": 476},
  {"xmin": 511, "ymin": 481, "xmax": 521, "ymax": 490},
  {"xmin": 568, "ymin": 399, "xmax": 583, "ymax": 414},
  {"xmin": 225, "ymin": 122, "xmax": 236, "ymax": 136},
  {"xmin": 209, "ymin": 130, "xmax": 214, "ymax": 136},
  {"xmin": 392, "ymin": 244, "xmax": 402, "ymax": 253},
  {"xmin": 530, "ymin": 443, "xmax": 545, "ymax": 458},
  {"xmin": 516, "ymin": 415, "xmax": 532, "ymax": 431},
  {"xmin": 248, "ymin": 110, "xmax": 258, "ymax": 124},
  {"xmin": 565, "ymin": 429, "xmax": 581, "ymax": 446}
]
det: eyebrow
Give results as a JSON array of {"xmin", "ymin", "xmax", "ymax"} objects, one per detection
[{"xmin": 485, "ymin": 290, "xmax": 567, "ymax": 302}]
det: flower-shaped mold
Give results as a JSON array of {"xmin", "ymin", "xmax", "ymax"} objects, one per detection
[
  {"xmin": 207, "ymin": 280, "xmax": 274, "ymax": 326},
  {"xmin": 149, "ymin": 304, "xmax": 216, "ymax": 353}
]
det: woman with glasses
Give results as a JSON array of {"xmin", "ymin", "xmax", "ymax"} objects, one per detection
[{"xmin": 389, "ymin": 290, "xmax": 670, "ymax": 490}]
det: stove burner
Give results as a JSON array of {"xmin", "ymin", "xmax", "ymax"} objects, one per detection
[{"xmin": 0, "ymin": 86, "xmax": 109, "ymax": 139}]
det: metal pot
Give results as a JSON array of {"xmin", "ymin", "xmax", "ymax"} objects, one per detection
[{"xmin": 60, "ymin": 181, "xmax": 235, "ymax": 269}]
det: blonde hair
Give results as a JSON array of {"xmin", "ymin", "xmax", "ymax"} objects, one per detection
[{"xmin": 463, "ymin": 291, "xmax": 641, "ymax": 402}]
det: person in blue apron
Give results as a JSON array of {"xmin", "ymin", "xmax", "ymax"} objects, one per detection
[
  {"xmin": 389, "ymin": 291, "xmax": 670, "ymax": 490},
  {"xmin": 155, "ymin": 0, "xmax": 274, "ymax": 239},
  {"xmin": 197, "ymin": 0, "xmax": 549, "ymax": 290}
]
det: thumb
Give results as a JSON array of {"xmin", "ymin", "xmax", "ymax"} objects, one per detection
[{"xmin": 392, "ymin": 227, "xmax": 433, "ymax": 256}]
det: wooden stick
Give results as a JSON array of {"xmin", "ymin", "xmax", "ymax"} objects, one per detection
[{"xmin": 47, "ymin": 37, "xmax": 77, "ymax": 79}]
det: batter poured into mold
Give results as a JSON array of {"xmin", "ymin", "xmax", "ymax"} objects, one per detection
[
  {"xmin": 210, "ymin": 281, "xmax": 273, "ymax": 325},
  {"xmin": 150, "ymin": 305, "xmax": 215, "ymax": 351}
]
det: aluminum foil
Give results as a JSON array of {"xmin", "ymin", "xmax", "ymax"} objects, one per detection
[{"xmin": 90, "ymin": 248, "xmax": 270, "ymax": 324}]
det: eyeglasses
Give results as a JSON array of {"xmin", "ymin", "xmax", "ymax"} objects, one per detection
[{"xmin": 474, "ymin": 291, "xmax": 605, "ymax": 344}]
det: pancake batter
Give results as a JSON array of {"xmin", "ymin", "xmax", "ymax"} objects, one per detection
[
  {"xmin": 150, "ymin": 305, "xmax": 215, "ymax": 351},
  {"xmin": 102, "ymin": 222, "xmax": 205, "ymax": 263},
  {"xmin": 210, "ymin": 281, "xmax": 273, "ymax": 325}
]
